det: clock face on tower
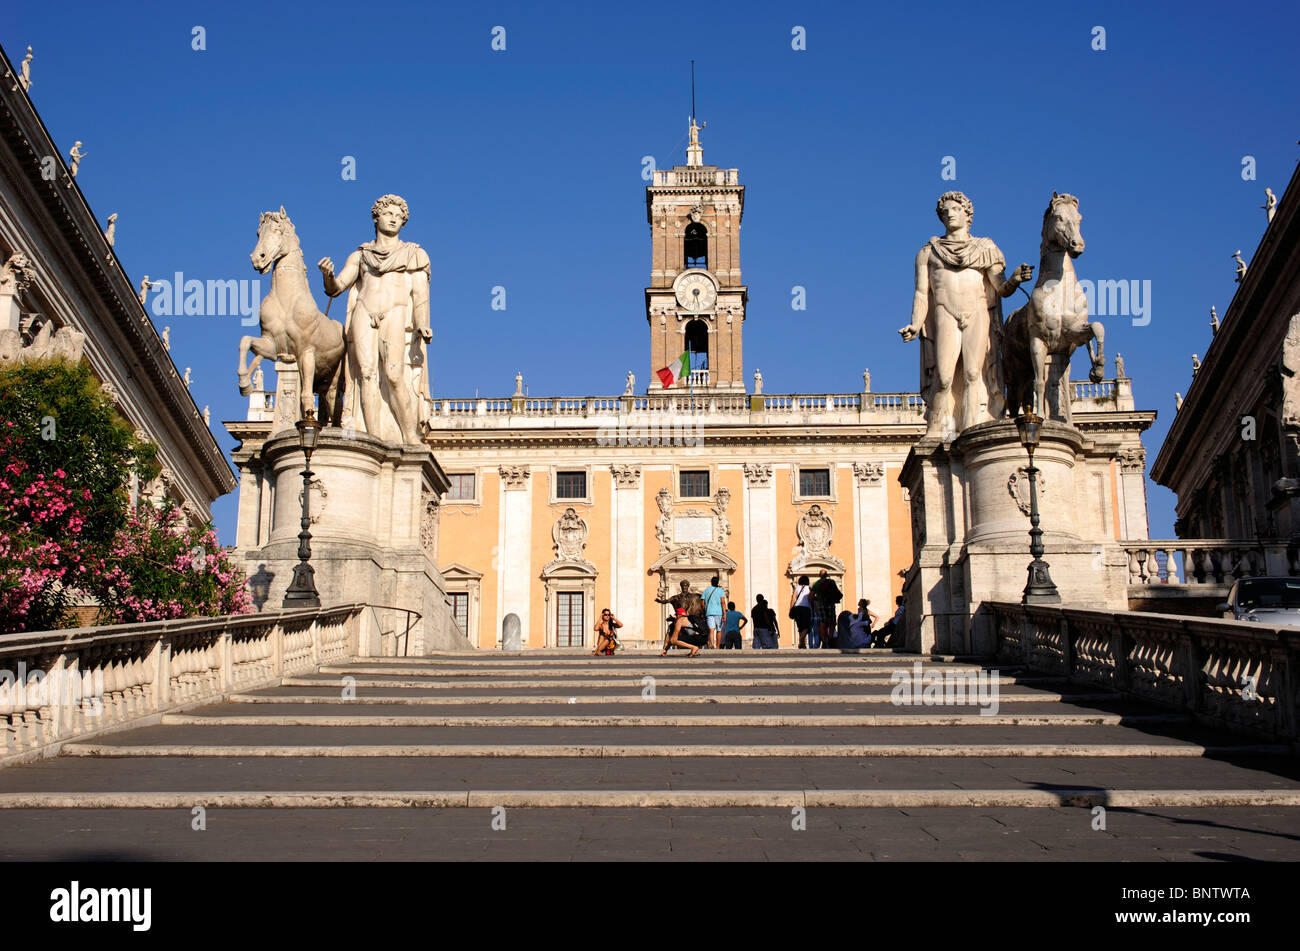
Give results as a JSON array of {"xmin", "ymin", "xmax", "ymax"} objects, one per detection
[{"xmin": 675, "ymin": 272, "xmax": 717, "ymax": 313}]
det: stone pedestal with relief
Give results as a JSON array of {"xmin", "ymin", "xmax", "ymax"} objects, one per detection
[
  {"xmin": 900, "ymin": 419, "xmax": 1131, "ymax": 655},
  {"xmin": 235, "ymin": 419, "xmax": 463, "ymax": 654}
]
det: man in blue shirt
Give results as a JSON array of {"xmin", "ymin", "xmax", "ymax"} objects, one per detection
[
  {"xmin": 723, "ymin": 601, "xmax": 747, "ymax": 649},
  {"xmin": 700, "ymin": 575, "xmax": 727, "ymax": 649}
]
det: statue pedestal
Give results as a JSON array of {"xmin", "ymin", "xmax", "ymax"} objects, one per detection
[
  {"xmin": 238, "ymin": 430, "xmax": 468, "ymax": 654},
  {"xmin": 900, "ymin": 419, "xmax": 1130, "ymax": 655}
]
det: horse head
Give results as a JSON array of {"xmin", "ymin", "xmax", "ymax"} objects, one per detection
[
  {"xmin": 1042, "ymin": 191, "xmax": 1085, "ymax": 258},
  {"xmin": 250, "ymin": 206, "xmax": 299, "ymax": 274}
]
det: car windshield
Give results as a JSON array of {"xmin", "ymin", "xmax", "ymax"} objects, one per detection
[{"xmin": 1237, "ymin": 579, "xmax": 1300, "ymax": 610}]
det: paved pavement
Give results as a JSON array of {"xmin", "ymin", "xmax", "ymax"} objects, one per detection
[{"xmin": 1, "ymin": 649, "xmax": 1298, "ymax": 860}]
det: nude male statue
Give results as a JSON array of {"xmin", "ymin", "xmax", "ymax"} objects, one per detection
[
  {"xmin": 898, "ymin": 191, "xmax": 1032, "ymax": 437},
  {"xmin": 318, "ymin": 195, "xmax": 432, "ymax": 444}
]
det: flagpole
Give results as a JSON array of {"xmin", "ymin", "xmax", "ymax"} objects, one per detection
[{"xmin": 687, "ymin": 344, "xmax": 694, "ymax": 415}]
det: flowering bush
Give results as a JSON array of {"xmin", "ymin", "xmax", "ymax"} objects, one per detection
[
  {"xmin": 94, "ymin": 504, "xmax": 252, "ymax": 623},
  {"xmin": 0, "ymin": 358, "xmax": 249, "ymax": 631},
  {"xmin": 0, "ymin": 443, "xmax": 94, "ymax": 631}
]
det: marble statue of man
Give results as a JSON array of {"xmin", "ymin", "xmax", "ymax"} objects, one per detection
[
  {"xmin": 68, "ymin": 141, "xmax": 86, "ymax": 177},
  {"xmin": 183, "ymin": 367, "xmax": 192, "ymax": 388},
  {"xmin": 1263, "ymin": 188, "xmax": 1277, "ymax": 223},
  {"xmin": 318, "ymin": 194, "xmax": 432, "ymax": 445},
  {"xmin": 862, "ymin": 368, "xmax": 871, "ymax": 392},
  {"xmin": 162, "ymin": 325, "xmax": 170, "ymax": 351},
  {"xmin": 203, "ymin": 405, "xmax": 210, "ymax": 426},
  {"xmin": 252, "ymin": 365, "xmax": 263, "ymax": 391},
  {"xmin": 1114, "ymin": 352, "xmax": 1125, "ymax": 379},
  {"xmin": 1209, "ymin": 306, "xmax": 1219, "ymax": 333},
  {"xmin": 899, "ymin": 191, "xmax": 1032, "ymax": 437},
  {"xmin": 624, "ymin": 371, "xmax": 634, "ymax": 396},
  {"xmin": 19, "ymin": 47, "xmax": 32, "ymax": 92},
  {"xmin": 753, "ymin": 368, "xmax": 763, "ymax": 394},
  {"xmin": 139, "ymin": 276, "xmax": 156, "ymax": 306},
  {"xmin": 1233, "ymin": 250, "xmax": 1247, "ymax": 283},
  {"xmin": 514, "ymin": 371, "xmax": 524, "ymax": 397},
  {"xmin": 105, "ymin": 213, "xmax": 117, "ymax": 247}
]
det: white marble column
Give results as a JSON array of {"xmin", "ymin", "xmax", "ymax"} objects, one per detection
[
  {"xmin": 742, "ymin": 462, "xmax": 778, "ymax": 632},
  {"xmin": 610, "ymin": 465, "xmax": 645, "ymax": 642},
  {"xmin": 498, "ymin": 466, "xmax": 532, "ymax": 647},
  {"xmin": 853, "ymin": 461, "xmax": 891, "ymax": 608}
]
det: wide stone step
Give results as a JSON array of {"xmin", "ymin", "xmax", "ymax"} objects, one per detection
[
  {"xmin": 226, "ymin": 691, "xmax": 1123, "ymax": 706},
  {"xmin": 3, "ymin": 753, "xmax": 1297, "ymax": 794},
  {"xmin": 283, "ymin": 674, "xmax": 1062, "ymax": 689}
]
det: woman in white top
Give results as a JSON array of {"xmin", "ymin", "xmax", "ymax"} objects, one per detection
[{"xmin": 789, "ymin": 574, "xmax": 813, "ymax": 649}]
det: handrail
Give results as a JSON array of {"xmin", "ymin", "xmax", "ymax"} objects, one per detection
[{"xmin": 363, "ymin": 604, "xmax": 423, "ymax": 658}]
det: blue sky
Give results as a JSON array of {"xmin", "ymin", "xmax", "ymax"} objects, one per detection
[{"xmin": 8, "ymin": 0, "xmax": 1300, "ymax": 544}]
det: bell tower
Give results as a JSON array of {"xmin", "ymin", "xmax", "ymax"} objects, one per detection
[{"xmin": 645, "ymin": 118, "xmax": 747, "ymax": 392}]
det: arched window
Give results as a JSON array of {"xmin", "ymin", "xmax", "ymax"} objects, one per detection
[
  {"xmin": 685, "ymin": 319, "xmax": 709, "ymax": 370},
  {"xmin": 684, "ymin": 222, "xmax": 708, "ymax": 270}
]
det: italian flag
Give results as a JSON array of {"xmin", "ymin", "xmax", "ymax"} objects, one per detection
[{"xmin": 656, "ymin": 351, "xmax": 690, "ymax": 388}]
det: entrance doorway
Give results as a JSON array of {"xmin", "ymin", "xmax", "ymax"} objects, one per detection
[{"xmin": 556, "ymin": 592, "xmax": 584, "ymax": 647}]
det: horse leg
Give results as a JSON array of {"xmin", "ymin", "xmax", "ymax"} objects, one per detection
[
  {"xmin": 238, "ymin": 335, "xmax": 276, "ymax": 395},
  {"xmin": 1088, "ymin": 322, "xmax": 1106, "ymax": 381},
  {"xmin": 1030, "ymin": 334, "xmax": 1049, "ymax": 417},
  {"xmin": 298, "ymin": 346, "xmax": 317, "ymax": 419},
  {"xmin": 319, "ymin": 356, "xmax": 345, "ymax": 427}
]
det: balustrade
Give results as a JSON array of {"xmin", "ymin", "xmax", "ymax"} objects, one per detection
[{"xmin": 0, "ymin": 604, "xmax": 363, "ymax": 763}]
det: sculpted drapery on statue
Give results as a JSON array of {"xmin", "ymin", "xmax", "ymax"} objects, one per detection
[
  {"xmin": 318, "ymin": 195, "xmax": 433, "ymax": 445},
  {"xmin": 899, "ymin": 192, "xmax": 1032, "ymax": 437}
]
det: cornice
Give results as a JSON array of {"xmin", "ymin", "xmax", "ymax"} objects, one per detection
[{"xmin": 0, "ymin": 42, "xmax": 235, "ymax": 499}]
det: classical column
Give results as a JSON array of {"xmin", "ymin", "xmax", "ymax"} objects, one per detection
[
  {"xmin": 1117, "ymin": 448, "xmax": 1149, "ymax": 539},
  {"xmin": 610, "ymin": 464, "xmax": 644, "ymax": 642},
  {"xmin": 853, "ymin": 462, "xmax": 890, "ymax": 606},
  {"xmin": 742, "ymin": 462, "xmax": 777, "ymax": 634},
  {"xmin": 498, "ymin": 466, "xmax": 532, "ymax": 647}
]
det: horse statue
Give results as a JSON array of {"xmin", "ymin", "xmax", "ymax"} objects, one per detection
[
  {"xmin": 237, "ymin": 208, "xmax": 345, "ymax": 424},
  {"xmin": 1002, "ymin": 192, "xmax": 1105, "ymax": 424}
]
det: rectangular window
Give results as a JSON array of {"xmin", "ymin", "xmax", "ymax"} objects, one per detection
[
  {"xmin": 799, "ymin": 468, "xmax": 831, "ymax": 498},
  {"xmin": 447, "ymin": 473, "xmax": 475, "ymax": 501},
  {"xmin": 680, "ymin": 469, "xmax": 710, "ymax": 498},
  {"xmin": 449, "ymin": 592, "xmax": 469, "ymax": 635},
  {"xmin": 556, "ymin": 471, "xmax": 587, "ymax": 499},
  {"xmin": 556, "ymin": 592, "xmax": 584, "ymax": 647}
]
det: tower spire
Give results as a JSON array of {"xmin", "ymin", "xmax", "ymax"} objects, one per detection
[{"xmin": 686, "ymin": 60, "xmax": 704, "ymax": 167}]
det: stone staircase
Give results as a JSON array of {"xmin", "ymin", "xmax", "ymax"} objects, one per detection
[{"xmin": 1, "ymin": 650, "xmax": 1298, "ymax": 860}]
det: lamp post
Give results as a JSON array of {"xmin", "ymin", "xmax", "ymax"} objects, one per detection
[
  {"xmin": 1015, "ymin": 411, "xmax": 1061, "ymax": 604},
  {"xmin": 282, "ymin": 409, "xmax": 322, "ymax": 608}
]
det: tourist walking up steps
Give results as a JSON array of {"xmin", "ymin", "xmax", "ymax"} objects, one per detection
[
  {"xmin": 789, "ymin": 575, "xmax": 813, "ymax": 649},
  {"xmin": 811, "ymin": 569, "xmax": 842, "ymax": 649},
  {"xmin": 751, "ymin": 595, "xmax": 780, "ymax": 649},
  {"xmin": 723, "ymin": 601, "xmax": 746, "ymax": 649},
  {"xmin": 701, "ymin": 575, "xmax": 727, "ymax": 649}
]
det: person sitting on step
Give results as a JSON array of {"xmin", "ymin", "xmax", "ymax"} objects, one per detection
[{"xmin": 592, "ymin": 608, "xmax": 622, "ymax": 656}]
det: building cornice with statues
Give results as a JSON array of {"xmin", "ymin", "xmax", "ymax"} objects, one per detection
[{"xmin": 0, "ymin": 42, "xmax": 235, "ymax": 520}]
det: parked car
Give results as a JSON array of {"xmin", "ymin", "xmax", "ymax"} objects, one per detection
[{"xmin": 1217, "ymin": 577, "xmax": 1300, "ymax": 623}]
